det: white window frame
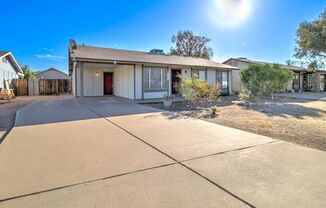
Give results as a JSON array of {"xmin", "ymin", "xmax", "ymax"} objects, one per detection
[
  {"xmin": 2, "ymin": 57, "xmax": 7, "ymax": 63},
  {"xmin": 191, "ymin": 69, "xmax": 206, "ymax": 80},
  {"xmin": 216, "ymin": 71, "xmax": 229, "ymax": 89},
  {"xmin": 307, "ymin": 74, "xmax": 312, "ymax": 86},
  {"xmin": 143, "ymin": 67, "xmax": 168, "ymax": 91}
]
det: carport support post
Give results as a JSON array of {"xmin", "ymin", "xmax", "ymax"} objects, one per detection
[
  {"xmin": 80, "ymin": 62, "xmax": 84, "ymax": 97},
  {"xmin": 228, "ymin": 70, "xmax": 232, "ymax": 95},
  {"xmin": 168, "ymin": 66, "xmax": 171, "ymax": 96}
]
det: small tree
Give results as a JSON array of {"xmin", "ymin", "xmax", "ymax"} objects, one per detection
[
  {"xmin": 177, "ymin": 75, "xmax": 221, "ymax": 107},
  {"xmin": 21, "ymin": 65, "xmax": 37, "ymax": 79},
  {"xmin": 295, "ymin": 8, "xmax": 326, "ymax": 69},
  {"xmin": 170, "ymin": 30, "xmax": 214, "ymax": 59},
  {"xmin": 240, "ymin": 64, "xmax": 292, "ymax": 101}
]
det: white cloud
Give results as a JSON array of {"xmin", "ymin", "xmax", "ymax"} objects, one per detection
[
  {"xmin": 35, "ymin": 54, "xmax": 65, "ymax": 61},
  {"xmin": 38, "ymin": 48, "xmax": 54, "ymax": 52}
]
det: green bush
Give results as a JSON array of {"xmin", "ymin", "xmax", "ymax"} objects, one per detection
[
  {"xmin": 177, "ymin": 75, "xmax": 221, "ymax": 106},
  {"xmin": 239, "ymin": 91, "xmax": 255, "ymax": 102},
  {"xmin": 240, "ymin": 64, "xmax": 292, "ymax": 100}
]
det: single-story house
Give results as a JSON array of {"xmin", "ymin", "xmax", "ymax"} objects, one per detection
[
  {"xmin": 38, "ymin": 67, "xmax": 70, "ymax": 80},
  {"xmin": 223, "ymin": 57, "xmax": 326, "ymax": 93},
  {"xmin": 0, "ymin": 51, "xmax": 24, "ymax": 90},
  {"xmin": 68, "ymin": 39, "xmax": 237, "ymax": 99}
]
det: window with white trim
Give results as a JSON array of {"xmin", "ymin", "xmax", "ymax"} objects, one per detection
[
  {"xmin": 307, "ymin": 74, "xmax": 312, "ymax": 86},
  {"xmin": 2, "ymin": 57, "xmax": 7, "ymax": 63},
  {"xmin": 143, "ymin": 67, "xmax": 168, "ymax": 90},
  {"xmin": 216, "ymin": 71, "xmax": 228, "ymax": 89},
  {"xmin": 191, "ymin": 69, "xmax": 206, "ymax": 80},
  {"xmin": 293, "ymin": 74, "xmax": 300, "ymax": 86}
]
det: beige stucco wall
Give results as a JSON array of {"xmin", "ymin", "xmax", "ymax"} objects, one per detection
[
  {"xmin": 231, "ymin": 70, "xmax": 242, "ymax": 92},
  {"xmin": 224, "ymin": 59, "xmax": 249, "ymax": 93},
  {"xmin": 312, "ymin": 72, "xmax": 326, "ymax": 92}
]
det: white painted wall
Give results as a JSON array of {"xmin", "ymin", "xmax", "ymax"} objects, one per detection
[
  {"xmin": 144, "ymin": 92, "xmax": 167, "ymax": 99},
  {"xmin": 72, "ymin": 63, "xmax": 76, "ymax": 96},
  {"xmin": 75, "ymin": 63, "xmax": 134, "ymax": 99},
  {"xmin": 181, "ymin": 68, "xmax": 191, "ymax": 78},
  {"xmin": 0, "ymin": 56, "xmax": 19, "ymax": 89},
  {"xmin": 207, "ymin": 69, "xmax": 216, "ymax": 84},
  {"xmin": 74, "ymin": 62, "xmax": 233, "ymax": 99},
  {"xmin": 113, "ymin": 65, "xmax": 134, "ymax": 99},
  {"xmin": 76, "ymin": 64, "xmax": 81, "ymax": 97}
]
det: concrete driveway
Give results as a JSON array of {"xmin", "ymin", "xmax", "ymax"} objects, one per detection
[{"xmin": 0, "ymin": 96, "xmax": 325, "ymax": 207}]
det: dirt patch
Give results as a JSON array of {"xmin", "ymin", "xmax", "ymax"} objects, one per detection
[{"xmin": 144, "ymin": 97, "xmax": 326, "ymax": 151}]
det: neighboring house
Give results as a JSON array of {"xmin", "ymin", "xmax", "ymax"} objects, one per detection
[
  {"xmin": 0, "ymin": 51, "xmax": 24, "ymax": 90},
  {"xmin": 68, "ymin": 39, "xmax": 237, "ymax": 99},
  {"xmin": 38, "ymin": 68, "xmax": 70, "ymax": 79},
  {"xmin": 224, "ymin": 58, "xmax": 326, "ymax": 93}
]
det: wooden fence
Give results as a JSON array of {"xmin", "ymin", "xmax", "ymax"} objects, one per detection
[
  {"xmin": 39, "ymin": 79, "xmax": 72, "ymax": 95},
  {"xmin": 13, "ymin": 79, "xmax": 28, "ymax": 96},
  {"xmin": 13, "ymin": 79, "xmax": 72, "ymax": 96}
]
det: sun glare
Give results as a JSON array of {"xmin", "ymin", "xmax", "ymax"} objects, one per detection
[{"xmin": 209, "ymin": 0, "xmax": 251, "ymax": 27}]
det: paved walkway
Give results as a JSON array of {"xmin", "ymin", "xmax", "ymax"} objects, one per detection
[
  {"xmin": 276, "ymin": 92, "xmax": 326, "ymax": 101},
  {"xmin": 0, "ymin": 96, "xmax": 325, "ymax": 207}
]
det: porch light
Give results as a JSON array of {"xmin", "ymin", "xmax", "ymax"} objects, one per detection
[{"xmin": 95, "ymin": 72, "xmax": 100, "ymax": 77}]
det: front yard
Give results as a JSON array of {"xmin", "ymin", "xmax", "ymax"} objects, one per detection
[{"xmin": 144, "ymin": 96, "xmax": 326, "ymax": 151}]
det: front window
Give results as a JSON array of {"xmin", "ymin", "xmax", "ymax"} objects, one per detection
[
  {"xmin": 2, "ymin": 57, "xmax": 7, "ymax": 63},
  {"xmin": 307, "ymin": 74, "xmax": 312, "ymax": 86},
  {"xmin": 191, "ymin": 69, "xmax": 206, "ymax": 80},
  {"xmin": 216, "ymin": 71, "xmax": 228, "ymax": 89},
  {"xmin": 143, "ymin": 67, "xmax": 168, "ymax": 90},
  {"xmin": 293, "ymin": 74, "xmax": 300, "ymax": 86}
]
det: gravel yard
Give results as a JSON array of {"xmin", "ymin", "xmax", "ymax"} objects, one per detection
[{"xmin": 144, "ymin": 96, "xmax": 326, "ymax": 151}]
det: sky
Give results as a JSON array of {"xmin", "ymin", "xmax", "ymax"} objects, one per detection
[{"xmin": 1, "ymin": 0, "xmax": 325, "ymax": 73}]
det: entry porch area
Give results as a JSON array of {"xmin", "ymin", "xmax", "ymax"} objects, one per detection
[
  {"xmin": 72, "ymin": 62, "xmax": 233, "ymax": 100},
  {"xmin": 72, "ymin": 63, "xmax": 136, "ymax": 99}
]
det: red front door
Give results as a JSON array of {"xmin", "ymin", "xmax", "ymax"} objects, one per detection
[{"xmin": 104, "ymin": 73, "xmax": 113, "ymax": 95}]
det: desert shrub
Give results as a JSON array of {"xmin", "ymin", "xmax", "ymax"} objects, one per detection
[
  {"xmin": 211, "ymin": 106, "xmax": 219, "ymax": 117},
  {"xmin": 177, "ymin": 75, "xmax": 221, "ymax": 106},
  {"xmin": 240, "ymin": 64, "xmax": 292, "ymax": 101},
  {"xmin": 239, "ymin": 90, "xmax": 255, "ymax": 102}
]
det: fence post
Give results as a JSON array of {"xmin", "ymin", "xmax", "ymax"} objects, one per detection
[
  {"xmin": 34, "ymin": 79, "xmax": 39, "ymax": 96},
  {"xmin": 28, "ymin": 79, "xmax": 33, "ymax": 96}
]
